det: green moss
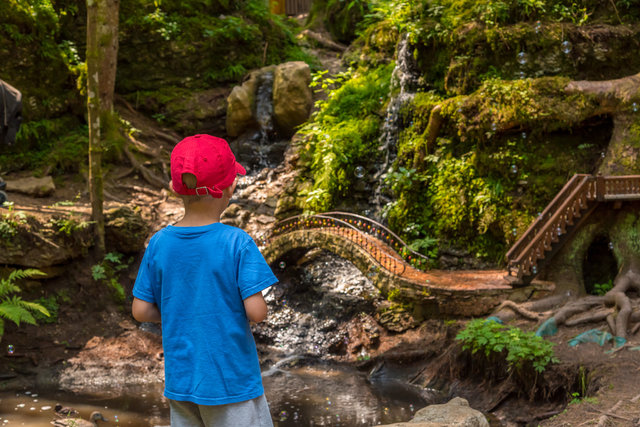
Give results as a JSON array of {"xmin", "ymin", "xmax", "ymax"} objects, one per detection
[{"xmin": 298, "ymin": 64, "xmax": 393, "ymax": 212}]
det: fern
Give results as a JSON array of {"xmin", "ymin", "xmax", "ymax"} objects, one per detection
[{"xmin": 0, "ymin": 269, "xmax": 50, "ymax": 340}]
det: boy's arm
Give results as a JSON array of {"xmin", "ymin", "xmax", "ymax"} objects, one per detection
[
  {"xmin": 132, "ymin": 297, "xmax": 162, "ymax": 323},
  {"xmin": 243, "ymin": 291, "xmax": 268, "ymax": 323}
]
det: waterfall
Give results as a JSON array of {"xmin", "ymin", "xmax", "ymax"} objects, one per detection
[
  {"xmin": 370, "ymin": 34, "xmax": 421, "ymax": 219},
  {"xmin": 254, "ymin": 71, "xmax": 275, "ymax": 169}
]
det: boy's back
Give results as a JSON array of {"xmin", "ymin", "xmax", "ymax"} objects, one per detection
[
  {"xmin": 132, "ymin": 134, "xmax": 277, "ymax": 426},
  {"xmin": 134, "ymin": 222, "xmax": 274, "ymax": 404}
]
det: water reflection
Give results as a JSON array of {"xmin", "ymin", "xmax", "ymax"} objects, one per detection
[
  {"xmin": 1, "ymin": 357, "xmax": 429, "ymax": 426},
  {"xmin": 263, "ymin": 357, "xmax": 431, "ymax": 426},
  {"xmin": 0, "ymin": 385, "xmax": 168, "ymax": 427}
]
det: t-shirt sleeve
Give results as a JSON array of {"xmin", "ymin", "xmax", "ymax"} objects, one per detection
[
  {"xmin": 237, "ymin": 238, "xmax": 278, "ymax": 300},
  {"xmin": 133, "ymin": 244, "xmax": 157, "ymax": 304}
]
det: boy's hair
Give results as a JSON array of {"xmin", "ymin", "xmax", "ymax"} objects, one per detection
[{"xmin": 170, "ymin": 134, "xmax": 245, "ymax": 199}]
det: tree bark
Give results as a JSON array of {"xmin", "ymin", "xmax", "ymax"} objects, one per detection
[{"xmin": 86, "ymin": 0, "xmax": 119, "ymax": 256}]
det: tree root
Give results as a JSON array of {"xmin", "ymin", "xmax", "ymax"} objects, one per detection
[
  {"xmin": 494, "ymin": 300, "xmax": 548, "ymax": 321},
  {"xmin": 596, "ymin": 399, "xmax": 623, "ymax": 427},
  {"xmin": 297, "ymin": 30, "xmax": 347, "ymax": 52},
  {"xmin": 123, "ymin": 144, "xmax": 167, "ymax": 189}
]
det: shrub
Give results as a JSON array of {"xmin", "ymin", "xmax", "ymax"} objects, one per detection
[{"xmin": 456, "ymin": 318, "xmax": 559, "ymax": 374}]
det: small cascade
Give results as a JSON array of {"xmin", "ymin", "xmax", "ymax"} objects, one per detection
[
  {"xmin": 253, "ymin": 71, "xmax": 275, "ymax": 169},
  {"xmin": 255, "ymin": 72, "xmax": 275, "ymax": 142},
  {"xmin": 370, "ymin": 34, "xmax": 421, "ymax": 219},
  {"xmin": 231, "ymin": 70, "xmax": 289, "ymax": 173}
]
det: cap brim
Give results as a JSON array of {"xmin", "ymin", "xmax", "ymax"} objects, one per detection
[{"xmin": 235, "ymin": 162, "xmax": 246, "ymax": 176}]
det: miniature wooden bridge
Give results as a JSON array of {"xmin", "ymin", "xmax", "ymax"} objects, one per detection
[
  {"xmin": 506, "ymin": 174, "xmax": 640, "ymax": 285},
  {"xmin": 261, "ymin": 212, "xmax": 548, "ymax": 316}
]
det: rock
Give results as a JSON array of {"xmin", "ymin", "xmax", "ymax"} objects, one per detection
[
  {"xmin": 226, "ymin": 62, "xmax": 312, "ymax": 138},
  {"xmin": 105, "ymin": 206, "xmax": 149, "ymax": 254},
  {"xmin": 5, "ymin": 176, "xmax": 55, "ymax": 197},
  {"xmin": 0, "ymin": 214, "xmax": 92, "ymax": 268},
  {"xmin": 273, "ymin": 61, "xmax": 312, "ymax": 137},
  {"xmin": 226, "ymin": 66, "xmax": 275, "ymax": 137},
  {"xmin": 379, "ymin": 397, "xmax": 489, "ymax": 427}
]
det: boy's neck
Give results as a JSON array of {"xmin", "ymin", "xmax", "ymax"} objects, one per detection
[{"xmin": 174, "ymin": 199, "xmax": 227, "ymax": 227}]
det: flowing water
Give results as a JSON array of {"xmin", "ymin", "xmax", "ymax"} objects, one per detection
[{"xmin": 1, "ymin": 253, "xmax": 436, "ymax": 426}]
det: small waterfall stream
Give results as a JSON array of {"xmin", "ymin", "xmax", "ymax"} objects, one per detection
[{"xmin": 370, "ymin": 34, "xmax": 422, "ymax": 219}]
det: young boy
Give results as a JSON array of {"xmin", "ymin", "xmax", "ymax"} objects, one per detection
[{"xmin": 132, "ymin": 134, "xmax": 277, "ymax": 427}]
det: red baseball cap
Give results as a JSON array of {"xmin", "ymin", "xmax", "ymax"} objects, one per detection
[{"xmin": 171, "ymin": 134, "xmax": 246, "ymax": 198}]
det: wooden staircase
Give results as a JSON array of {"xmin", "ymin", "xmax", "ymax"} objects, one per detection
[{"xmin": 506, "ymin": 174, "xmax": 640, "ymax": 285}]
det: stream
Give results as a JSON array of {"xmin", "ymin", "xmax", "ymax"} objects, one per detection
[{"xmin": 0, "ymin": 252, "xmax": 439, "ymax": 426}]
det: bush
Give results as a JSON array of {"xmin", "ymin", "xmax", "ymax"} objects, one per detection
[{"xmin": 456, "ymin": 318, "xmax": 559, "ymax": 374}]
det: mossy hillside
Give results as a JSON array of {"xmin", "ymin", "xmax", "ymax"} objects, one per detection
[
  {"xmin": 354, "ymin": 2, "xmax": 640, "ymax": 96},
  {"xmin": 389, "ymin": 77, "xmax": 610, "ymax": 260},
  {"xmin": 296, "ymin": 64, "xmax": 394, "ymax": 213}
]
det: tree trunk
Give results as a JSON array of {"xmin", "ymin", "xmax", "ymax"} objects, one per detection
[{"xmin": 86, "ymin": 0, "xmax": 119, "ymax": 256}]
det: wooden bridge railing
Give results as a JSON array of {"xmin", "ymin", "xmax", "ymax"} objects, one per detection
[
  {"xmin": 507, "ymin": 174, "xmax": 640, "ymax": 283},
  {"xmin": 268, "ymin": 212, "xmax": 431, "ymax": 274}
]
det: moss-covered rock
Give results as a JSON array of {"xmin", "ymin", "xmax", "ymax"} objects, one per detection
[{"xmin": 104, "ymin": 206, "xmax": 149, "ymax": 254}]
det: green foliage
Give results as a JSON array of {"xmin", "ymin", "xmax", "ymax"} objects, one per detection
[
  {"xmin": 48, "ymin": 214, "xmax": 92, "ymax": 237},
  {"xmin": 32, "ymin": 295, "xmax": 59, "ymax": 324},
  {"xmin": 592, "ymin": 279, "xmax": 614, "ymax": 296},
  {"xmin": 310, "ymin": 0, "xmax": 371, "ymax": 43},
  {"xmin": 456, "ymin": 318, "xmax": 559, "ymax": 373},
  {"xmin": 0, "ymin": 269, "xmax": 50, "ymax": 340},
  {"xmin": 92, "ymin": 252, "xmax": 131, "ymax": 303},
  {"xmin": 0, "ymin": 205, "xmax": 27, "ymax": 239},
  {"xmin": 299, "ymin": 64, "xmax": 393, "ymax": 212}
]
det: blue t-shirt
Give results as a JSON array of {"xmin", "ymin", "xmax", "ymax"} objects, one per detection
[{"xmin": 133, "ymin": 222, "xmax": 278, "ymax": 405}]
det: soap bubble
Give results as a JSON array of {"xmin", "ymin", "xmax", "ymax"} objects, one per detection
[
  {"xmin": 609, "ymin": 242, "xmax": 614, "ymax": 250},
  {"xmin": 557, "ymin": 227, "xmax": 562, "ymax": 235},
  {"xmin": 510, "ymin": 164, "xmax": 518, "ymax": 174},
  {"xmin": 517, "ymin": 51, "xmax": 528, "ymax": 65},
  {"xmin": 521, "ymin": 131, "xmax": 527, "ymax": 139},
  {"xmin": 535, "ymin": 21, "xmax": 542, "ymax": 33},
  {"xmin": 7, "ymin": 345, "xmax": 14, "ymax": 355},
  {"xmin": 354, "ymin": 166, "xmax": 365, "ymax": 179},
  {"xmin": 601, "ymin": 152, "xmax": 606, "ymax": 158},
  {"xmin": 532, "ymin": 266, "xmax": 538, "ymax": 274},
  {"xmin": 633, "ymin": 102, "xmax": 638, "ymax": 112},
  {"xmin": 490, "ymin": 122, "xmax": 497, "ymax": 132},
  {"xmin": 279, "ymin": 261, "xmax": 286, "ymax": 269},
  {"xmin": 512, "ymin": 228, "xmax": 517, "ymax": 235},
  {"xmin": 279, "ymin": 411, "xmax": 289, "ymax": 421},
  {"xmin": 561, "ymin": 40, "xmax": 572, "ymax": 54}
]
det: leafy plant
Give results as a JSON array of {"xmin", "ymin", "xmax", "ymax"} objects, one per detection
[
  {"xmin": 592, "ymin": 279, "xmax": 614, "ymax": 296},
  {"xmin": 92, "ymin": 252, "xmax": 132, "ymax": 303},
  {"xmin": 49, "ymin": 214, "xmax": 92, "ymax": 236},
  {"xmin": 456, "ymin": 318, "xmax": 559, "ymax": 373},
  {"xmin": 0, "ymin": 269, "xmax": 50, "ymax": 340}
]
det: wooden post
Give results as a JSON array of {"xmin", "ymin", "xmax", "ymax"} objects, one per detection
[{"xmin": 596, "ymin": 174, "xmax": 605, "ymax": 201}]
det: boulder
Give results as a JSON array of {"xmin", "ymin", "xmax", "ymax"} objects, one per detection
[
  {"xmin": 273, "ymin": 61, "xmax": 312, "ymax": 137},
  {"xmin": 0, "ymin": 214, "xmax": 92, "ymax": 268},
  {"xmin": 226, "ymin": 66, "xmax": 275, "ymax": 137},
  {"xmin": 105, "ymin": 206, "xmax": 149, "ymax": 254},
  {"xmin": 379, "ymin": 397, "xmax": 489, "ymax": 427},
  {"xmin": 5, "ymin": 176, "xmax": 55, "ymax": 197},
  {"xmin": 226, "ymin": 62, "xmax": 312, "ymax": 138}
]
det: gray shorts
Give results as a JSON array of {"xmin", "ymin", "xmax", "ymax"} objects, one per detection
[{"xmin": 169, "ymin": 394, "xmax": 273, "ymax": 427}]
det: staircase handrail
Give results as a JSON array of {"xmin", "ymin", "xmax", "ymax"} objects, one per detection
[
  {"xmin": 270, "ymin": 213, "xmax": 407, "ymax": 275},
  {"xmin": 505, "ymin": 174, "xmax": 590, "ymax": 262},
  {"xmin": 508, "ymin": 175, "xmax": 596, "ymax": 277}
]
